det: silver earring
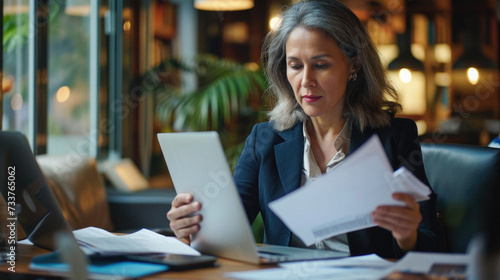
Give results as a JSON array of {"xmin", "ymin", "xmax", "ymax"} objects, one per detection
[{"xmin": 350, "ymin": 72, "xmax": 357, "ymax": 82}]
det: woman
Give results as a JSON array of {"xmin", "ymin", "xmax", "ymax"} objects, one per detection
[{"xmin": 167, "ymin": 0, "xmax": 440, "ymax": 259}]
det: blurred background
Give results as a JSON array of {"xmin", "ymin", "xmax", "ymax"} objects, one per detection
[{"xmin": 1, "ymin": 0, "xmax": 499, "ymax": 187}]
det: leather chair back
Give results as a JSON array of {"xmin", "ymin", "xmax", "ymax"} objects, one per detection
[
  {"xmin": 36, "ymin": 155, "xmax": 114, "ymax": 231},
  {"xmin": 421, "ymin": 143, "xmax": 500, "ymax": 253}
]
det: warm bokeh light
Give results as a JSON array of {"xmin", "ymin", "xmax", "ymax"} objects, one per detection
[
  {"xmin": 411, "ymin": 44, "xmax": 425, "ymax": 61},
  {"xmin": 375, "ymin": 44, "xmax": 398, "ymax": 67},
  {"xmin": 269, "ymin": 16, "xmax": 282, "ymax": 31},
  {"xmin": 2, "ymin": 76, "xmax": 14, "ymax": 93},
  {"xmin": 56, "ymin": 86, "xmax": 71, "ymax": 103},
  {"xmin": 415, "ymin": 120, "xmax": 427, "ymax": 136},
  {"xmin": 244, "ymin": 62, "xmax": 260, "ymax": 71},
  {"xmin": 434, "ymin": 72, "xmax": 451, "ymax": 87},
  {"xmin": 434, "ymin": 44, "xmax": 452, "ymax": 63},
  {"xmin": 123, "ymin": 21, "xmax": 131, "ymax": 31},
  {"xmin": 467, "ymin": 67, "xmax": 479, "ymax": 85},
  {"xmin": 194, "ymin": 0, "xmax": 254, "ymax": 11},
  {"xmin": 399, "ymin": 68, "xmax": 412, "ymax": 83},
  {"xmin": 388, "ymin": 71, "xmax": 426, "ymax": 115}
]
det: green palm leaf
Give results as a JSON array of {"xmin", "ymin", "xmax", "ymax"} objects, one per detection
[{"xmin": 148, "ymin": 54, "xmax": 267, "ymax": 132}]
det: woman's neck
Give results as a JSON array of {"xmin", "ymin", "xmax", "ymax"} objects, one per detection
[
  {"xmin": 307, "ymin": 115, "xmax": 346, "ymax": 141},
  {"xmin": 306, "ymin": 116, "xmax": 346, "ymax": 173}
]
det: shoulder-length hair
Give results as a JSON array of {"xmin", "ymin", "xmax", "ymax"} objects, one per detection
[{"xmin": 262, "ymin": 0, "xmax": 401, "ymax": 132}]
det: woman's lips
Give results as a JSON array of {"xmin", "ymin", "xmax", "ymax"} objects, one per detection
[{"xmin": 302, "ymin": 95, "xmax": 322, "ymax": 103}]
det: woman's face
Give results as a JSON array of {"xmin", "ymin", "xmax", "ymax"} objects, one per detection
[{"xmin": 285, "ymin": 27, "xmax": 353, "ymax": 120}]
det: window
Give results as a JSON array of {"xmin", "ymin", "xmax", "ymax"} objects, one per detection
[
  {"xmin": 2, "ymin": 0, "xmax": 166, "ymax": 178},
  {"xmin": 47, "ymin": 1, "xmax": 92, "ymax": 155},
  {"xmin": 2, "ymin": 0, "xmax": 112, "ymax": 158},
  {"xmin": 2, "ymin": 0, "xmax": 30, "ymax": 137}
]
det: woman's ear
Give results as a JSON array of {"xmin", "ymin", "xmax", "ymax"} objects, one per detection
[{"xmin": 350, "ymin": 55, "xmax": 361, "ymax": 73}]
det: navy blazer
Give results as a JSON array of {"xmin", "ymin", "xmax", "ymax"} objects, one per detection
[{"xmin": 233, "ymin": 118, "xmax": 440, "ymax": 259}]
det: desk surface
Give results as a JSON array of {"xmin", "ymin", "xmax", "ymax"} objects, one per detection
[
  {"xmin": 1, "ymin": 245, "xmax": 470, "ymax": 280},
  {"xmin": 0, "ymin": 244, "xmax": 271, "ymax": 280}
]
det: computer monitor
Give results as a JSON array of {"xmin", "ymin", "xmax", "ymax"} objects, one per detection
[{"xmin": 0, "ymin": 131, "xmax": 73, "ymax": 250}]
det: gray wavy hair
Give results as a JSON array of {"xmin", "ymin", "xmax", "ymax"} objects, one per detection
[{"xmin": 262, "ymin": 0, "xmax": 401, "ymax": 132}]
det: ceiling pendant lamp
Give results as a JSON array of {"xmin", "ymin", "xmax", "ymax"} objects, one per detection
[
  {"xmin": 452, "ymin": 17, "xmax": 496, "ymax": 86},
  {"xmin": 194, "ymin": 0, "xmax": 254, "ymax": 11},
  {"xmin": 387, "ymin": 16, "xmax": 427, "ymax": 117},
  {"xmin": 452, "ymin": 39, "xmax": 496, "ymax": 70},
  {"xmin": 452, "ymin": 18, "xmax": 495, "ymax": 70},
  {"xmin": 388, "ymin": 32, "xmax": 424, "ymax": 72},
  {"xmin": 452, "ymin": 37, "xmax": 495, "ymax": 85}
]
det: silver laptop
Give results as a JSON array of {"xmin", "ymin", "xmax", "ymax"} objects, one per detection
[{"xmin": 157, "ymin": 131, "xmax": 349, "ymax": 264}]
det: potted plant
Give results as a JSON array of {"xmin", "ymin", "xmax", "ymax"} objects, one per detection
[{"xmin": 143, "ymin": 54, "xmax": 268, "ymax": 171}]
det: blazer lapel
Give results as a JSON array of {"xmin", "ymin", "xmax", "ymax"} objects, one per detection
[
  {"xmin": 274, "ymin": 121, "xmax": 372, "ymax": 194},
  {"xmin": 348, "ymin": 122, "xmax": 375, "ymax": 154},
  {"xmin": 274, "ymin": 123, "xmax": 304, "ymax": 195}
]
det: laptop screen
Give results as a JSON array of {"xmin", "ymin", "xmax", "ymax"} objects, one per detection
[{"xmin": 0, "ymin": 131, "xmax": 73, "ymax": 250}]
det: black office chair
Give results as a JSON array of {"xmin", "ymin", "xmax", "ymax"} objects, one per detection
[{"xmin": 421, "ymin": 142, "xmax": 500, "ymax": 253}]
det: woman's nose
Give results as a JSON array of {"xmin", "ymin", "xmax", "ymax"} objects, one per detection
[{"xmin": 301, "ymin": 68, "xmax": 316, "ymax": 88}]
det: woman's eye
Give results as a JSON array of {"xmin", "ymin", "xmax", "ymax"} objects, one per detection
[
  {"xmin": 289, "ymin": 64, "xmax": 303, "ymax": 70},
  {"xmin": 315, "ymin": 64, "xmax": 328, "ymax": 69}
]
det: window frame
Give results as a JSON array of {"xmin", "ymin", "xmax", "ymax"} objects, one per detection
[{"xmin": 1, "ymin": 0, "xmax": 123, "ymax": 160}]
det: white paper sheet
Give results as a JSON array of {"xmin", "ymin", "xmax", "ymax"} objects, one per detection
[
  {"xmin": 386, "ymin": 251, "xmax": 471, "ymax": 274},
  {"xmin": 225, "ymin": 267, "xmax": 388, "ymax": 280},
  {"xmin": 225, "ymin": 254, "xmax": 393, "ymax": 280},
  {"xmin": 279, "ymin": 253, "xmax": 394, "ymax": 269},
  {"xmin": 268, "ymin": 135, "xmax": 431, "ymax": 246},
  {"xmin": 73, "ymin": 227, "xmax": 200, "ymax": 256}
]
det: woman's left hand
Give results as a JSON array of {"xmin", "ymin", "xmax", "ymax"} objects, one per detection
[{"xmin": 371, "ymin": 192, "xmax": 422, "ymax": 251}]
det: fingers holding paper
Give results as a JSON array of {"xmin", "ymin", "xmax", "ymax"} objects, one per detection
[
  {"xmin": 371, "ymin": 192, "xmax": 422, "ymax": 251},
  {"xmin": 167, "ymin": 193, "xmax": 202, "ymax": 240}
]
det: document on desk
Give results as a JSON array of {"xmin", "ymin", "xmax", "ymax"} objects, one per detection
[
  {"xmin": 278, "ymin": 253, "xmax": 394, "ymax": 269},
  {"xmin": 268, "ymin": 135, "xmax": 431, "ymax": 246},
  {"xmin": 225, "ymin": 254, "xmax": 394, "ymax": 280},
  {"xmin": 225, "ymin": 267, "xmax": 387, "ymax": 280},
  {"xmin": 73, "ymin": 227, "xmax": 200, "ymax": 256},
  {"xmin": 381, "ymin": 251, "xmax": 471, "ymax": 278}
]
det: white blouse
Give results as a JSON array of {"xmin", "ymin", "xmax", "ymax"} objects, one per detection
[{"xmin": 300, "ymin": 119, "xmax": 352, "ymax": 253}]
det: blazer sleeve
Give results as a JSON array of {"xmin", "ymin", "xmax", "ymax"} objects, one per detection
[{"xmin": 233, "ymin": 123, "xmax": 265, "ymax": 224}]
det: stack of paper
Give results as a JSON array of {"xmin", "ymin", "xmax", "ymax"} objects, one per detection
[
  {"xmin": 268, "ymin": 135, "xmax": 431, "ymax": 246},
  {"xmin": 29, "ymin": 227, "xmax": 200, "ymax": 278},
  {"xmin": 73, "ymin": 227, "xmax": 200, "ymax": 256}
]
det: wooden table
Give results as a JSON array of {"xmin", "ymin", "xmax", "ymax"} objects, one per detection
[{"xmin": 0, "ymin": 244, "xmax": 272, "ymax": 279}]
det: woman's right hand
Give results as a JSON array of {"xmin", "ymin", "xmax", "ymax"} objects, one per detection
[{"xmin": 166, "ymin": 193, "xmax": 202, "ymax": 240}]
